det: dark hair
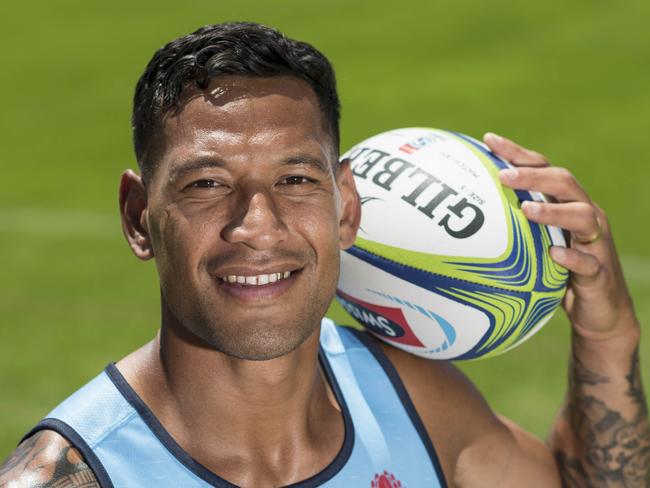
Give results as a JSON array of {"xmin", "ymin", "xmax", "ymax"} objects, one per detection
[{"xmin": 132, "ymin": 22, "xmax": 340, "ymax": 181}]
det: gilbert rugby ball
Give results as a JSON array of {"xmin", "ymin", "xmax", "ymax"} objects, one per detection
[{"xmin": 330, "ymin": 128, "xmax": 568, "ymax": 360}]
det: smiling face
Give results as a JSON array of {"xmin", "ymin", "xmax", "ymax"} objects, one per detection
[{"xmin": 123, "ymin": 76, "xmax": 359, "ymax": 360}]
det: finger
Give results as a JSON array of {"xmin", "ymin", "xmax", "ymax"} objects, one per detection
[
  {"xmin": 521, "ymin": 201, "xmax": 601, "ymax": 244},
  {"xmin": 483, "ymin": 133, "xmax": 549, "ymax": 167},
  {"xmin": 499, "ymin": 166, "xmax": 590, "ymax": 203},
  {"xmin": 549, "ymin": 246, "xmax": 602, "ymax": 287}
]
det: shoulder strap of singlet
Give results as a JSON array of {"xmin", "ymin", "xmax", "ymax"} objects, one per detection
[
  {"xmin": 319, "ymin": 319, "xmax": 447, "ymax": 487},
  {"xmin": 21, "ymin": 371, "xmax": 123, "ymax": 488},
  {"xmin": 23, "ymin": 367, "xmax": 238, "ymax": 487}
]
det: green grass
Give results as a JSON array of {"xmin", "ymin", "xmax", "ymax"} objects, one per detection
[{"xmin": 1, "ymin": 0, "xmax": 649, "ymax": 456}]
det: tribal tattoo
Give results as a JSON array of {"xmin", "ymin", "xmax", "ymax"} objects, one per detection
[
  {"xmin": 0, "ymin": 430, "xmax": 99, "ymax": 487},
  {"xmin": 555, "ymin": 350, "xmax": 650, "ymax": 488}
]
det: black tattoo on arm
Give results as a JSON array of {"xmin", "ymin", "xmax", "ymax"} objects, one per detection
[
  {"xmin": 555, "ymin": 350, "xmax": 650, "ymax": 488},
  {"xmin": 0, "ymin": 430, "xmax": 100, "ymax": 487},
  {"xmin": 627, "ymin": 352, "xmax": 649, "ymax": 418}
]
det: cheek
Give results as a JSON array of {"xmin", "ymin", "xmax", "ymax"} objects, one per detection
[
  {"xmin": 290, "ymin": 201, "xmax": 341, "ymax": 257},
  {"xmin": 150, "ymin": 205, "xmax": 216, "ymax": 277}
]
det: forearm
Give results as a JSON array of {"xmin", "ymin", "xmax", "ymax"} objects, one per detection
[
  {"xmin": 551, "ymin": 320, "xmax": 650, "ymax": 487},
  {"xmin": 483, "ymin": 134, "xmax": 649, "ymax": 486}
]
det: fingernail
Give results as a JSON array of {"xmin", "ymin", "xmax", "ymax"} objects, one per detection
[
  {"xmin": 522, "ymin": 200, "xmax": 540, "ymax": 215},
  {"xmin": 499, "ymin": 168, "xmax": 518, "ymax": 181},
  {"xmin": 549, "ymin": 246, "xmax": 566, "ymax": 260},
  {"xmin": 484, "ymin": 132, "xmax": 503, "ymax": 144}
]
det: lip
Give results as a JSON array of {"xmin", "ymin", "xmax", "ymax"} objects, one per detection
[{"xmin": 214, "ymin": 267, "xmax": 303, "ymax": 302}]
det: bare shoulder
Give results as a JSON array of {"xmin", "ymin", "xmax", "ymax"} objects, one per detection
[
  {"xmin": 375, "ymin": 338, "xmax": 560, "ymax": 487},
  {"xmin": 0, "ymin": 430, "xmax": 100, "ymax": 487},
  {"xmin": 374, "ymin": 338, "xmax": 500, "ymax": 473}
]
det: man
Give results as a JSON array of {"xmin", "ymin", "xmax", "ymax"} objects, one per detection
[{"xmin": 0, "ymin": 22, "xmax": 647, "ymax": 487}]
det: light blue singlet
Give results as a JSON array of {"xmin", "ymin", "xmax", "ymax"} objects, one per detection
[{"xmin": 24, "ymin": 319, "xmax": 447, "ymax": 487}]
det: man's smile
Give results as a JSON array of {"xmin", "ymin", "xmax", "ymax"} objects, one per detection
[
  {"xmin": 214, "ymin": 266, "xmax": 304, "ymax": 302},
  {"xmin": 219, "ymin": 270, "xmax": 293, "ymax": 285}
]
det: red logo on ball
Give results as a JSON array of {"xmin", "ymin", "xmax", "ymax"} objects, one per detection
[{"xmin": 371, "ymin": 470, "xmax": 402, "ymax": 488}]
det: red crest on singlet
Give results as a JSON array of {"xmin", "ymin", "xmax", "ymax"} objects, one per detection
[{"xmin": 371, "ymin": 470, "xmax": 403, "ymax": 488}]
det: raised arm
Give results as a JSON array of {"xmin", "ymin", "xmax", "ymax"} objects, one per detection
[{"xmin": 484, "ymin": 132, "xmax": 650, "ymax": 487}]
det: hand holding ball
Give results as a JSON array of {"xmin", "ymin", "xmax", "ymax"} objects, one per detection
[{"xmin": 332, "ymin": 128, "xmax": 568, "ymax": 360}]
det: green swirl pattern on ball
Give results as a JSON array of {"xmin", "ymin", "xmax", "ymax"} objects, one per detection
[
  {"xmin": 445, "ymin": 207, "xmax": 533, "ymax": 288},
  {"xmin": 433, "ymin": 287, "xmax": 529, "ymax": 354}
]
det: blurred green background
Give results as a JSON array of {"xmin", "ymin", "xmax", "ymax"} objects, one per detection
[{"xmin": 1, "ymin": 0, "xmax": 649, "ymax": 457}]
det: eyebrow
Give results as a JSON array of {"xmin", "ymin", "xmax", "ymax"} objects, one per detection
[
  {"xmin": 169, "ymin": 153, "xmax": 331, "ymax": 183},
  {"xmin": 283, "ymin": 154, "xmax": 330, "ymax": 174},
  {"xmin": 169, "ymin": 158, "xmax": 225, "ymax": 183}
]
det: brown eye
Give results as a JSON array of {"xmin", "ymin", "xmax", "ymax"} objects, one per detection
[
  {"xmin": 189, "ymin": 179, "xmax": 220, "ymax": 189},
  {"xmin": 183, "ymin": 179, "xmax": 231, "ymax": 197},
  {"xmin": 281, "ymin": 176, "xmax": 312, "ymax": 185}
]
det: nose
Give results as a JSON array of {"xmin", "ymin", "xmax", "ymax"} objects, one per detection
[{"xmin": 221, "ymin": 191, "xmax": 289, "ymax": 250}]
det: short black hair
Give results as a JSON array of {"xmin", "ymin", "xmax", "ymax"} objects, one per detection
[{"xmin": 132, "ymin": 22, "xmax": 340, "ymax": 182}]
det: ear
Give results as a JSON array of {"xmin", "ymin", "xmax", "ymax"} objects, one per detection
[
  {"xmin": 336, "ymin": 158, "xmax": 361, "ymax": 249},
  {"xmin": 119, "ymin": 169, "xmax": 154, "ymax": 260}
]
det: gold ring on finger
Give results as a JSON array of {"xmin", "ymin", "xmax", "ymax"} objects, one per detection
[{"xmin": 575, "ymin": 216, "xmax": 602, "ymax": 245}]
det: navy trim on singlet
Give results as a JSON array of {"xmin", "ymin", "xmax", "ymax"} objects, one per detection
[
  {"xmin": 104, "ymin": 352, "xmax": 355, "ymax": 488},
  {"xmin": 348, "ymin": 328, "xmax": 449, "ymax": 488},
  {"xmin": 105, "ymin": 363, "xmax": 234, "ymax": 487},
  {"xmin": 283, "ymin": 350, "xmax": 355, "ymax": 488},
  {"xmin": 21, "ymin": 418, "xmax": 114, "ymax": 488}
]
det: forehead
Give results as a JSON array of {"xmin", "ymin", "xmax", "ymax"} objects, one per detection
[{"xmin": 155, "ymin": 76, "xmax": 334, "ymax": 176}]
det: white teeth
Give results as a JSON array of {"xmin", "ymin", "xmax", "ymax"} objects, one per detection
[{"xmin": 221, "ymin": 271, "xmax": 293, "ymax": 286}]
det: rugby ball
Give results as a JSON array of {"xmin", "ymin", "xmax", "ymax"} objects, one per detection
[{"xmin": 330, "ymin": 128, "xmax": 568, "ymax": 360}]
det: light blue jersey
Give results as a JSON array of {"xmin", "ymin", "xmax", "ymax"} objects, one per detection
[{"xmin": 25, "ymin": 319, "xmax": 447, "ymax": 487}]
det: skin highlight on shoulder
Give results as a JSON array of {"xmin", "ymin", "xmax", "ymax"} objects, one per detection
[
  {"xmin": 0, "ymin": 430, "xmax": 99, "ymax": 488},
  {"xmin": 375, "ymin": 335, "xmax": 561, "ymax": 487},
  {"xmin": 375, "ymin": 336, "xmax": 494, "ymax": 482}
]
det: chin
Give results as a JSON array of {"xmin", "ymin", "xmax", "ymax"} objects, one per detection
[{"xmin": 196, "ymin": 314, "xmax": 321, "ymax": 361}]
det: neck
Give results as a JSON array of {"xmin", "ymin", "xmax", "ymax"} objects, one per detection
[
  {"xmin": 117, "ymin": 300, "xmax": 343, "ymax": 485},
  {"xmin": 158, "ymin": 311, "xmax": 327, "ymax": 444}
]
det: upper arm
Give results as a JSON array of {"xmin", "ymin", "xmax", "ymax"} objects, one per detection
[
  {"xmin": 378, "ymin": 339, "xmax": 561, "ymax": 487},
  {"xmin": 0, "ymin": 430, "xmax": 100, "ymax": 487},
  {"xmin": 454, "ymin": 416, "xmax": 561, "ymax": 488}
]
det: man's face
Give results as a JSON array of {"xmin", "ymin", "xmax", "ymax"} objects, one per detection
[{"xmin": 136, "ymin": 76, "xmax": 358, "ymax": 360}]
